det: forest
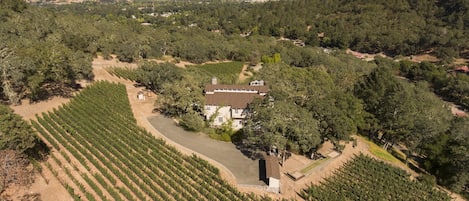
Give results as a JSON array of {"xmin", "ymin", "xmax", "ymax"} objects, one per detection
[{"xmin": 0, "ymin": 0, "xmax": 468, "ymax": 199}]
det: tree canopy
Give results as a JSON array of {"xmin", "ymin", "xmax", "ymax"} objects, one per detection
[
  {"xmin": 0, "ymin": 104, "xmax": 43, "ymax": 156},
  {"xmin": 254, "ymin": 63, "xmax": 366, "ymax": 146},
  {"xmin": 243, "ymin": 99, "xmax": 321, "ymax": 155}
]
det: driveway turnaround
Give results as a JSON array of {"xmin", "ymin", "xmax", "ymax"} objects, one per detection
[{"xmin": 148, "ymin": 115, "xmax": 264, "ymax": 185}]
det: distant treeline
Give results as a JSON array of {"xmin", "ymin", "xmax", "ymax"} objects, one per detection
[{"xmin": 131, "ymin": 0, "xmax": 469, "ymax": 63}]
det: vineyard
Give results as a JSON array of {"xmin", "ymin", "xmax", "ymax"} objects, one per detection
[
  {"xmin": 300, "ymin": 154, "xmax": 450, "ymax": 201},
  {"xmin": 191, "ymin": 62, "xmax": 244, "ymax": 84},
  {"xmin": 106, "ymin": 67, "xmax": 138, "ymax": 81},
  {"xmin": 31, "ymin": 81, "xmax": 260, "ymax": 201}
]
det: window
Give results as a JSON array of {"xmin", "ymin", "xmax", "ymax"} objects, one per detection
[
  {"xmin": 218, "ymin": 117, "xmax": 223, "ymax": 123},
  {"xmin": 205, "ymin": 106, "xmax": 210, "ymax": 110}
]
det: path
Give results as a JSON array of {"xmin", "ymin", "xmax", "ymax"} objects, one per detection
[
  {"xmin": 238, "ymin": 64, "xmax": 252, "ymax": 83},
  {"xmin": 148, "ymin": 115, "xmax": 264, "ymax": 185}
]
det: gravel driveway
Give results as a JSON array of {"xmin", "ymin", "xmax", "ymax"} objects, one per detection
[{"xmin": 148, "ymin": 115, "xmax": 265, "ymax": 185}]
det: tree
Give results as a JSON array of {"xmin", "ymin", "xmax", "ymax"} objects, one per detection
[
  {"xmin": 0, "ymin": 104, "xmax": 40, "ymax": 154},
  {"xmin": 0, "ymin": 48, "xmax": 21, "ymax": 104},
  {"xmin": 179, "ymin": 112, "xmax": 205, "ymax": 132},
  {"xmin": 243, "ymin": 99, "xmax": 321, "ymax": 158},
  {"xmin": 155, "ymin": 75, "xmax": 204, "ymax": 117},
  {"xmin": 407, "ymin": 82, "xmax": 452, "ymax": 155},
  {"xmin": 421, "ymin": 117, "xmax": 469, "ymax": 195},
  {"xmin": 355, "ymin": 66, "xmax": 453, "ymax": 158},
  {"xmin": 444, "ymin": 117, "xmax": 469, "ymax": 195},
  {"xmin": 135, "ymin": 61, "xmax": 183, "ymax": 93},
  {"xmin": 0, "ymin": 0, "xmax": 27, "ymax": 13},
  {"xmin": 257, "ymin": 63, "xmax": 364, "ymax": 145},
  {"xmin": 0, "ymin": 150, "xmax": 34, "ymax": 193}
]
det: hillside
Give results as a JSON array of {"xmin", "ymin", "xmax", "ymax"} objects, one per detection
[{"xmin": 0, "ymin": 0, "xmax": 468, "ymax": 200}]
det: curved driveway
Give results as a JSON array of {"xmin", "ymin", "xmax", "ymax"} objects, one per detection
[{"xmin": 148, "ymin": 115, "xmax": 264, "ymax": 185}]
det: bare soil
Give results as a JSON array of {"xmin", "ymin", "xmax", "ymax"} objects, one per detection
[{"xmin": 237, "ymin": 64, "xmax": 252, "ymax": 83}]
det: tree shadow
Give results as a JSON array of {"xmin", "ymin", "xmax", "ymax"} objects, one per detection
[
  {"xmin": 28, "ymin": 82, "xmax": 82, "ymax": 103},
  {"xmin": 26, "ymin": 140, "xmax": 50, "ymax": 161}
]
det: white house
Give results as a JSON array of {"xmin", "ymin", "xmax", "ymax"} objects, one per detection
[{"xmin": 204, "ymin": 78, "xmax": 268, "ymax": 130}]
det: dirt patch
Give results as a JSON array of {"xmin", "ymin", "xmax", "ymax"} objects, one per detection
[
  {"xmin": 277, "ymin": 137, "xmax": 367, "ymax": 199},
  {"xmin": 3, "ymin": 161, "xmax": 71, "ymax": 201},
  {"xmin": 346, "ymin": 49, "xmax": 388, "ymax": 61},
  {"xmin": 237, "ymin": 64, "xmax": 253, "ymax": 83},
  {"xmin": 10, "ymin": 97, "xmax": 70, "ymax": 121},
  {"xmin": 409, "ymin": 54, "xmax": 439, "ymax": 63},
  {"xmin": 453, "ymin": 58, "xmax": 469, "ymax": 65},
  {"xmin": 450, "ymin": 103, "xmax": 468, "ymax": 117}
]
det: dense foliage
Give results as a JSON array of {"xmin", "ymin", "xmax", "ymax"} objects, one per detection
[
  {"xmin": 244, "ymin": 99, "xmax": 321, "ymax": 155},
  {"xmin": 354, "ymin": 60, "xmax": 468, "ymax": 196},
  {"xmin": 0, "ymin": 104, "xmax": 44, "ymax": 194},
  {"xmin": 3, "ymin": 0, "xmax": 469, "ymax": 102},
  {"xmin": 0, "ymin": 104, "xmax": 42, "ymax": 155},
  {"xmin": 420, "ymin": 117, "xmax": 469, "ymax": 196},
  {"xmin": 300, "ymin": 154, "xmax": 450, "ymax": 201},
  {"xmin": 243, "ymin": 62, "xmax": 368, "ymax": 153},
  {"xmin": 32, "ymin": 81, "xmax": 260, "ymax": 201},
  {"xmin": 133, "ymin": 0, "xmax": 469, "ymax": 62},
  {"xmin": 134, "ymin": 62, "xmax": 183, "ymax": 93},
  {"xmin": 0, "ymin": 1, "xmax": 93, "ymax": 103},
  {"xmin": 399, "ymin": 60, "xmax": 469, "ymax": 109}
]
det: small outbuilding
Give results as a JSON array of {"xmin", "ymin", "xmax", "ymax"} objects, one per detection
[
  {"xmin": 137, "ymin": 91, "xmax": 145, "ymax": 101},
  {"xmin": 262, "ymin": 154, "xmax": 280, "ymax": 193}
]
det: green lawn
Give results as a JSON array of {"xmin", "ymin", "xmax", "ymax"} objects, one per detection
[
  {"xmin": 192, "ymin": 61, "xmax": 244, "ymax": 84},
  {"xmin": 359, "ymin": 136, "xmax": 401, "ymax": 163},
  {"xmin": 300, "ymin": 157, "xmax": 329, "ymax": 174}
]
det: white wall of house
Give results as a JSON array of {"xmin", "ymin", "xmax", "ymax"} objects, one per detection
[
  {"xmin": 205, "ymin": 105, "xmax": 232, "ymax": 127},
  {"xmin": 232, "ymin": 119, "xmax": 244, "ymax": 130},
  {"xmin": 268, "ymin": 177, "xmax": 280, "ymax": 193},
  {"xmin": 231, "ymin": 108, "xmax": 247, "ymax": 119},
  {"xmin": 204, "ymin": 105, "xmax": 218, "ymax": 119},
  {"xmin": 205, "ymin": 105, "xmax": 248, "ymax": 130}
]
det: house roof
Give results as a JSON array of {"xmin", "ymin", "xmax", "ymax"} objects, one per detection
[
  {"xmin": 264, "ymin": 154, "xmax": 280, "ymax": 180},
  {"xmin": 205, "ymin": 84, "xmax": 269, "ymax": 93},
  {"xmin": 205, "ymin": 93, "xmax": 263, "ymax": 109}
]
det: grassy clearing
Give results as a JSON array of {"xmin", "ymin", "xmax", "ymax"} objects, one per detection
[
  {"xmin": 191, "ymin": 61, "xmax": 244, "ymax": 84},
  {"xmin": 300, "ymin": 157, "xmax": 329, "ymax": 174},
  {"xmin": 359, "ymin": 136, "xmax": 400, "ymax": 163}
]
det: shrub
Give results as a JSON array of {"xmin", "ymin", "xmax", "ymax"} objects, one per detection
[{"xmin": 179, "ymin": 113, "xmax": 205, "ymax": 132}]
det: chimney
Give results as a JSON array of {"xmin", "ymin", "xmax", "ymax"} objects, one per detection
[{"xmin": 211, "ymin": 77, "xmax": 218, "ymax": 85}]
